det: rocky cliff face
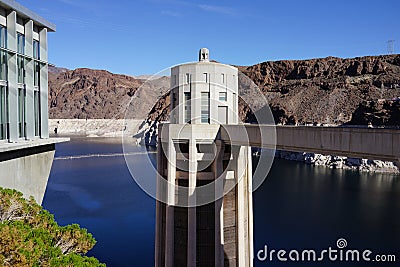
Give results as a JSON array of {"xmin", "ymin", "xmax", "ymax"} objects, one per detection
[
  {"xmin": 141, "ymin": 54, "xmax": 400, "ymax": 125},
  {"xmin": 48, "ymin": 68, "xmax": 171, "ymax": 120},
  {"xmin": 49, "ymin": 68, "xmax": 142, "ymax": 119},
  {"xmin": 238, "ymin": 55, "xmax": 400, "ymax": 125},
  {"xmin": 347, "ymin": 99, "xmax": 400, "ymax": 126},
  {"xmin": 48, "ymin": 54, "xmax": 400, "ymax": 126}
]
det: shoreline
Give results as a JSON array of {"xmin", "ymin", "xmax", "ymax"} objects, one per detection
[
  {"xmin": 49, "ymin": 119, "xmax": 144, "ymax": 138},
  {"xmin": 273, "ymin": 150, "xmax": 399, "ymax": 174}
]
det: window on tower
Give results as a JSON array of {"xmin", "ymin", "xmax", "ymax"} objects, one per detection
[
  {"xmin": 201, "ymin": 92, "xmax": 210, "ymax": 123},
  {"xmin": 203, "ymin": 73, "xmax": 208, "ymax": 83},
  {"xmin": 219, "ymin": 92, "xmax": 227, "ymax": 101},
  {"xmin": 184, "ymin": 92, "xmax": 191, "ymax": 123}
]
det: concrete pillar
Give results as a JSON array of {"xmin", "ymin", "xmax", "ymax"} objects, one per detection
[
  {"xmin": 39, "ymin": 28, "xmax": 47, "ymax": 62},
  {"xmin": 155, "ymin": 190, "xmax": 162, "ymax": 266},
  {"xmin": 165, "ymin": 139, "xmax": 176, "ymax": 266},
  {"xmin": 24, "ymin": 20, "xmax": 34, "ymax": 140},
  {"xmin": 214, "ymin": 140, "xmax": 225, "ymax": 267},
  {"xmin": 232, "ymin": 93, "xmax": 238, "ymax": 124},
  {"xmin": 39, "ymin": 28, "xmax": 48, "ymax": 138},
  {"xmin": 235, "ymin": 146, "xmax": 246, "ymax": 266},
  {"xmin": 247, "ymin": 146, "xmax": 254, "ymax": 267},
  {"xmin": 188, "ymin": 139, "xmax": 197, "ymax": 267},
  {"xmin": 6, "ymin": 11, "xmax": 17, "ymax": 142},
  {"xmin": 233, "ymin": 145, "xmax": 252, "ymax": 267},
  {"xmin": 155, "ymin": 141, "xmax": 164, "ymax": 267}
]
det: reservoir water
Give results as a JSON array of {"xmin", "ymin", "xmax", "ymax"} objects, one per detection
[{"xmin": 43, "ymin": 137, "xmax": 400, "ymax": 266}]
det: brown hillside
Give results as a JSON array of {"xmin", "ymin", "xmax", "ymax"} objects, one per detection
[
  {"xmin": 146, "ymin": 54, "xmax": 400, "ymax": 125},
  {"xmin": 49, "ymin": 68, "xmax": 143, "ymax": 119},
  {"xmin": 238, "ymin": 54, "xmax": 400, "ymax": 125},
  {"xmin": 48, "ymin": 54, "xmax": 400, "ymax": 125}
]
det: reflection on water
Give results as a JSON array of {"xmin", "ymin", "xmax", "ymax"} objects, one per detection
[
  {"xmin": 48, "ymin": 183, "xmax": 101, "ymax": 211},
  {"xmin": 43, "ymin": 138, "xmax": 399, "ymax": 266},
  {"xmin": 43, "ymin": 137, "xmax": 157, "ymax": 267},
  {"xmin": 253, "ymin": 158, "xmax": 400, "ymax": 267}
]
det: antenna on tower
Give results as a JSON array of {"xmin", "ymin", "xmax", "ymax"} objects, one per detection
[{"xmin": 387, "ymin": 40, "xmax": 395, "ymax": 54}]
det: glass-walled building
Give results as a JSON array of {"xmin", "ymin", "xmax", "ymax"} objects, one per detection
[
  {"xmin": 0, "ymin": 0, "xmax": 55, "ymax": 142},
  {"xmin": 0, "ymin": 1, "xmax": 67, "ymax": 205}
]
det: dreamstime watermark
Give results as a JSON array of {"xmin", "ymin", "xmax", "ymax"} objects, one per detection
[{"xmin": 257, "ymin": 238, "xmax": 397, "ymax": 263}]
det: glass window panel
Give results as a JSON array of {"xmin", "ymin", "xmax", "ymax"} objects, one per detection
[
  {"xmin": 17, "ymin": 56, "xmax": 24, "ymax": 84},
  {"xmin": 34, "ymin": 90, "xmax": 40, "ymax": 136},
  {"xmin": 0, "ymin": 26, "xmax": 6, "ymax": 48},
  {"xmin": 33, "ymin": 40, "xmax": 40, "ymax": 59},
  {"xmin": 18, "ymin": 88, "xmax": 25, "ymax": 138},
  {"xmin": 0, "ymin": 51, "xmax": 6, "ymax": 80},
  {"xmin": 34, "ymin": 62, "xmax": 40, "ymax": 86},
  {"xmin": 0, "ymin": 86, "xmax": 5, "ymax": 139},
  {"xmin": 0, "ymin": 26, "xmax": 7, "ymax": 80},
  {"xmin": 17, "ymin": 33, "xmax": 25, "ymax": 54},
  {"xmin": 5, "ymin": 87, "xmax": 8, "ymax": 126}
]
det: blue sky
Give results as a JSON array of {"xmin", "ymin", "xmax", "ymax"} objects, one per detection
[{"xmin": 17, "ymin": 0, "xmax": 400, "ymax": 75}]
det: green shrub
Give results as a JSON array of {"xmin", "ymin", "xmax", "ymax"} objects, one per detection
[{"xmin": 0, "ymin": 187, "xmax": 105, "ymax": 266}]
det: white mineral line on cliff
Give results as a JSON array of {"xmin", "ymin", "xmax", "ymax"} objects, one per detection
[{"xmin": 54, "ymin": 151, "xmax": 156, "ymax": 160}]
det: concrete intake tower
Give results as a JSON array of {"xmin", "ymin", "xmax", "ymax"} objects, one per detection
[{"xmin": 155, "ymin": 48, "xmax": 254, "ymax": 267}]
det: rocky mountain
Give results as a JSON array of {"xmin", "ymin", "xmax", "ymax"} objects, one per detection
[
  {"xmin": 49, "ymin": 68, "xmax": 141, "ymax": 119},
  {"xmin": 347, "ymin": 99, "xmax": 400, "ymax": 126},
  {"xmin": 145, "ymin": 54, "xmax": 400, "ymax": 126},
  {"xmin": 49, "ymin": 66, "xmax": 69, "ymax": 75},
  {"xmin": 48, "ymin": 54, "xmax": 400, "ymax": 126},
  {"xmin": 238, "ymin": 54, "xmax": 400, "ymax": 125},
  {"xmin": 48, "ymin": 68, "xmax": 170, "ymax": 120}
]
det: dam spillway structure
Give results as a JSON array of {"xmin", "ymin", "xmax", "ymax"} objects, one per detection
[{"xmin": 155, "ymin": 48, "xmax": 254, "ymax": 267}]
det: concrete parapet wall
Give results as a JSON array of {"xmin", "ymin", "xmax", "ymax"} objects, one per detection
[
  {"xmin": 0, "ymin": 138, "xmax": 68, "ymax": 204},
  {"xmin": 221, "ymin": 125, "xmax": 400, "ymax": 162},
  {"xmin": 0, "ymin": 145, "xmax": 55, "ymax": 204}
]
